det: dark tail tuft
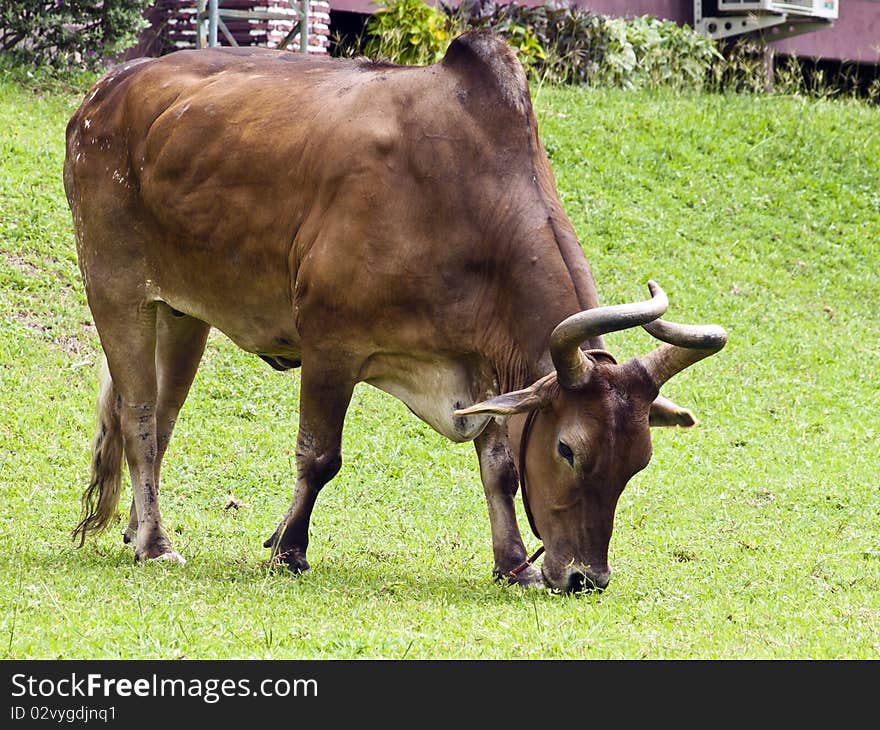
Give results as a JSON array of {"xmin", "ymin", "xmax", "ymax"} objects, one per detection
[{"xmin": 73, "ymin": 359, "xmax": 124, "ymax": 546}]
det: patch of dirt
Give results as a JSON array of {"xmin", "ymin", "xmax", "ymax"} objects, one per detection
[
  {"xmin": 11, "ymin": 310, "xmax": 49, "ymax": 334},
  {"xmin": 224, "ymin": 495, "xmax": 248, "ymax": 511},
  {"xmin": 672, "ymin": 547, "xmax": 698, "ymax": 563},
  {"xmin": 3, "ymin": 253, "xmax": 41, "ymax": 276},
  {"xmin": 11, "ymin": 310, "xmax": 96, "ymax": 362},
  {"xmin": 3, "ymin": 252, "xmax": 81, "ymax": 292},
  {"xmin": 55, "ymin": 334, "xmax": 88, "ymax": 357}
]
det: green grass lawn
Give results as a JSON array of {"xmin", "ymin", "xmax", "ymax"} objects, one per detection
[{"xmin": 1, "ymin": 66, "xmax": 878, "ymax": 659}]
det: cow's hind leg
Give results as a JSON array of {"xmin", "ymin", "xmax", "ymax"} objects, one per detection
[
  {"xmin": 90, "ymin": 298, "xmax": 183, "ymax": 562},
  {"xmin": 123, "ymin": 305, "xmax": 210, "ymax": 546},
  {"xmin": 264, "ymin": 359, "xmax": 355, "ymax": 573},
  {"xmin": 475, "ymin": 420, "xmax": 544, "ymax": 587}
]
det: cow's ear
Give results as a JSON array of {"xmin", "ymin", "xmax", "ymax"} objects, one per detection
[
  {"xmin": 455, "ymin": 374, "xmax": 556, "ymax": 418},
  {"xmin": 649, "ymin": 395, "xmax": 697, "ymax": 428}
]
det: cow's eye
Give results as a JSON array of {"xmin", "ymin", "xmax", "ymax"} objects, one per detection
[{"xmin": 557, "ymin": 440, "xmax": 574, "ymax": 467}]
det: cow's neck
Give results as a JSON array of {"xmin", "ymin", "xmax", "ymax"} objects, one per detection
[{"xmin": 489, "ymin": 207, "xmax": 606, "ymax": 394}]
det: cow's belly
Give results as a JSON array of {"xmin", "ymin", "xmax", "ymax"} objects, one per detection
[
  {"xmin": 362, "ymin": 354, "xmax": 492, "ymax": 443},
  {"xmin": 153, "ymin": 289, "xmax": 302, "ymax": 361},
  {"xmin": 218, "ymin": 322, "xmax": 302, "ymax": 363}
]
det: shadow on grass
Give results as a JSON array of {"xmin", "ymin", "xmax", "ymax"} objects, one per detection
[{"xmin": 1, "ymin": 539, "xmax": 580, "ymax": 610}]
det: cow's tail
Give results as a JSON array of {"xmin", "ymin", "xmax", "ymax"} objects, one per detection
[{"xmin": 73, "ymin": 358, "xmax": 124, "ymax": 546}]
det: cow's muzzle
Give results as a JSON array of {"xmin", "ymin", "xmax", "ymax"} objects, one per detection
[{"xmin": 544, "ymin": 563, "xmax": 611, "ymax": 594}]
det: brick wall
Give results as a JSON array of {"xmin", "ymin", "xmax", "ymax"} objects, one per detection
[
  {"xmin": 146, "ymin": 0, "xmax": 330, "ymax": 55},
  {"xmin": 264, "ymin": 1, "xmax": 331, "ymax": 54}
]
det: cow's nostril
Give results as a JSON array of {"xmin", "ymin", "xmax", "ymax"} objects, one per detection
[
  {"xmin": 592, "ymin": 572, "xmax": 611, "ymax": 591},
  {"xmin": 566, "ymin": 572, "xmax": 586, "ymax": 593},
  {"xmin": 566, "ymin": 569, "xmax": 610, "ymax": 593}
]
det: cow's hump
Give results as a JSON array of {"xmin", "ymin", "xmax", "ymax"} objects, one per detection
[{"xmin": 441, "ymin": 30, "xmax": 530, "ymax": 116}]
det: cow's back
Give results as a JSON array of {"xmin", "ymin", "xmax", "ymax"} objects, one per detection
[{"xmin": 64, "ymin": 34, "xmax": 551, "ymax": 359}]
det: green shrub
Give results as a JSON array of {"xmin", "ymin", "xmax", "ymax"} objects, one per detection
[
  {"xmin": 455, "ymin": 3, "xmax": 720, "ymax": 90},
  {"xmin": 344, "ymin": 0, "xmax": 878, "ymax": 101},
  {"xmin": 0, "ymin": 0, "xmax": 151, "ymax": 71},
  {"xmin": 624, "ymin": 15, "xmax": 720, "ymax": 90},
  {"xmin": 363, "ymin": 0, "xmax": 456, "ymax": 66},
  {"xmin": 356, "ymin": 0, "xmax": 721, "ymax": 91}
]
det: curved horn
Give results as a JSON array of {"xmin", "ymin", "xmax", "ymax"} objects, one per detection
[
  {"xmin": 551, "ymin": 281, "xmax": 669, "ymax": 390},
  {"xmin": 640, "ymin": 317, "xmax": 728, "ymax": 387}
]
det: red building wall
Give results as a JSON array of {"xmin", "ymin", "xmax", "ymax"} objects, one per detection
[{"xmin": 769, "ymin": 1, "xmax": 880, "ymax": 64}]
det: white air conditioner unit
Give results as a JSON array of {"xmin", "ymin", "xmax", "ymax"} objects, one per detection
[{"xmin": 716, "ymin": 0, "xmax": 839, "ymax": 20}]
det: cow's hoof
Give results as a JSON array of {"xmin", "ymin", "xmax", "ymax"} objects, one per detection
[
  {"xmin": 496, "ymin": 563, "xmax": 545, "ymax": 588},
  {"xmin": 512, "ymin": 569, "xmax": 545, "ymax": 589},
  {"xmin": 272, "ymin": 549, "xmax": 309, "ymax": 574},
  {"xmin": 122, "ymin": 527, "xmax": 136, "ymax": 545},
  {"xmin": 286, "ymin": 558, "xmax": 309, "ymax": 575},
  {"xmin": 136, "ymin": 549, "xmax": 186, "ymax": 565},
  {"xmin": 153, "ymin": 551, "xmax": 186, "ymax": 565}
]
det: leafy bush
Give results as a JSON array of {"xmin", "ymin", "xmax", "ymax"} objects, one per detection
[
  {"xmin": 0, "ymin": 0, "xmax": 151, "ymax": 71},
  {"xmin": 355, "ymin": 0, "xmax": 721, "ymax": 91},
  {"xmin": 341, "ymin": 0, "xmax": 880, "ymax": 101},
  {"xmin": 363, "ymin": 0, "xmax": 454, "ymax": 65},
  {"xmin": 624, "ymin": 15, "xmax": 720, "ymax": 90},
  {"xmin": 454, "ymin": 3, "xmax": 721, "ymax": 90}
]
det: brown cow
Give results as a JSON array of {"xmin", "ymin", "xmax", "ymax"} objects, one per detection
[{"xmin": 63, "ymin": 31, "xmax": 726, "ymax": 592}]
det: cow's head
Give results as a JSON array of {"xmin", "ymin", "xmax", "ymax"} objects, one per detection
[{"xmin": 456, "ymin": 282, "xmax": 726, "ymax": 593}]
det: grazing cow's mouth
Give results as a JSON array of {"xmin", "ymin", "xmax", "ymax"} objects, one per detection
[{"xmin": 541, "ymin": 561, "xmax": 611, "ymax": 594}]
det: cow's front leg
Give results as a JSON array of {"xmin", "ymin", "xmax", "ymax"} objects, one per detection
[
  {"xmin": 475, "ymin": 420, "xmax": 544, "ymax": 587},
  {"xmin": 265, "ymin": 362, "xmax": 354, "ymax": 574}
]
